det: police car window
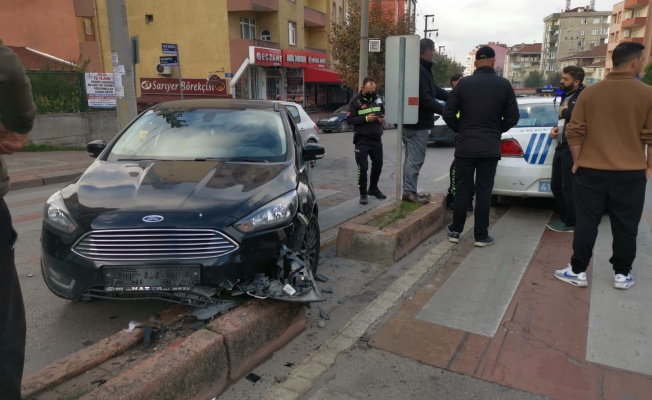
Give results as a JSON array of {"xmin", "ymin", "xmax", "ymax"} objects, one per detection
[{"xmin": 516, "ymin": 103, "xmax": 558, "ymax": 127}]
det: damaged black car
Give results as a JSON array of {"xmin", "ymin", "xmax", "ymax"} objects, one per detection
[{"xmin": 41, "ymin": 99, "xmax": 325, "ymax": 306}]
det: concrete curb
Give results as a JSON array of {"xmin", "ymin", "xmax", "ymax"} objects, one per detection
[{"xmin": 10, "ymin": 170, "xmax": 83, "ymax": 191}]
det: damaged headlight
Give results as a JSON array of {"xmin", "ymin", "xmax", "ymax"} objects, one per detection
[
  {"xmin": 234, "ymin": 190, "xmax": 298, "ymax": 233},
  {"xmin": 43, "ymin": 191, "xmax": 78, "ymax": 234}
]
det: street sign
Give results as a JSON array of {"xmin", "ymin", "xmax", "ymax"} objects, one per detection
[
  {"xmin": 162, "ymin": 43, "xmax": 178, "ymax": 54},
  {"xmin": 225, "ymin": 73, "xmax": 234, "ymax": 78},
  {"xmin": 159, "ymin": 55, "xmax": 179, "ymax": 66},
  {"xmin": 369, "ymin": 39, "xmax": 381, "ymax": 52},
  {"xmin": 384, "ymin": 35, "xmax": 420, "ymax": 124}
]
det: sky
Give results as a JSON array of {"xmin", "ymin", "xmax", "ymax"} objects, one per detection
[{"xmin": 417, "ymin": 0, "xmax": 620, "ymax": 64}]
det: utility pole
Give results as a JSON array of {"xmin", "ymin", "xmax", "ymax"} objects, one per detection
[
  {"xmin": 359, "ymin": 0, "xmax": 369, "ymax": 88},
  {"xmin": 106, "ymin": 0, "xmax": 137, "ymax": 130},
  {"xmin": 424, "ymin": 14, "xmax": 438, "ymax": 40}
]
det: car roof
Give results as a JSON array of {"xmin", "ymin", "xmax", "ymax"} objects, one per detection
[
  {"xmin": 154, "ymin": 99, "xmax": 281, "ymax": 111},
  {"xmin": 517, "ymin": 97, "xmax": 556, "ymax": 104}
]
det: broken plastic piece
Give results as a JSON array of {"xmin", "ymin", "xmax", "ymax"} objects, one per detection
[
  {"xmin": 321, "ymin": 287, "xmax": 333, "ymax": 294},
  {"xmin": 337, "ymin": 296, "xmax": 349, "ymax": 304},
  {"xmin": 318, "ymin": 307, "xmax": 330, "ymax": 320},
  {"xmin": 142, "ymin": 326, "xmax": 153, "ymax": 349},
  {"xmin": 283, "ymin": 284, "xmax": 297, "ymax": 296},
  {"xmin": 245, "ymin": 373, "xmax": 262, "ymax": 383},
  {"xmin": 315, "ymin": 274, "xmax": 329, "ymax": 282},
  {"xmin": 123, "ymin": 320, "xmax": 140, "ymax": 333},
  {"xmin": 284, "ymin": 362, "xmax": 295, "ymax": 367},
  {"xmin": 90, "ymin": 379, "xmax": 107, "ymax": 386},
  {"xmin": 191, "ymin": 321, "xmax": 203, "ymax": 331}
]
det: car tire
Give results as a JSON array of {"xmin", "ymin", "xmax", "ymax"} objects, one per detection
[
  {"xmin": 288, "ymin": 213, "xmax": 320, "ymax": 274},
  {"xmin": 383, "ymin": 123, "xmax": 394, "ymax": 130},
  {"xmin": 338, "ymin": 121, "xmax": 349, "ymax": 132},
  {"xmin": 322, "ymin": 130, "xmax": 332, "ymax": 133}
]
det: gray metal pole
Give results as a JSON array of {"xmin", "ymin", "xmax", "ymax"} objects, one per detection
[
  {"xmin": 359, "ymin": 0, "xmax": 369, "ymax": 88},
  {"xmin": 395, "ymin": 37, "xmax": 406, "ymax": 208},
  {"xmin": 177, "ymin": 48, "xmax": 184, "ymax": 100},
  {"xmin": 106, "ymin": 0, "xmax": 137, "ymax": 130}
]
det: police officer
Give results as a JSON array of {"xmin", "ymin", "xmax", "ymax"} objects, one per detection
[{"xmin": 347, "ymin": 77, "xmax": 387, "ymax": 204}]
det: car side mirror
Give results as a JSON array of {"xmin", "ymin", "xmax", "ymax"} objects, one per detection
[
  {"xmin": 302, "ymin": 142, "xmax": 325, "ymax": 161},
  {"xmin": 87, "ymin": 140, "xmax": 107, "ymax": 158}
]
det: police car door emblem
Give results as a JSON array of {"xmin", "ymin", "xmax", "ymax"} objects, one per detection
[{"xmin": 142, "ymin": 215, "xmax": 164, "ymax": 223}]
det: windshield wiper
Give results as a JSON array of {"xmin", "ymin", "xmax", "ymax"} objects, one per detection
[{"xmin": 194, "ymin": 157, "xmax": 266, "ymax": 162}]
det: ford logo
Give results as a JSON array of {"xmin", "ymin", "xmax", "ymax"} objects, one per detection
[{"xmin": 142, "ymin": 215, "xmax": 164, "ymax": 223}]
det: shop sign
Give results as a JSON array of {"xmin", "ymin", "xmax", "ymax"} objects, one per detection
[
  {"xmin": 140, "ymin": 78, "xmax": 227, "ymax": 95},
  {"xmin": 282, "ymin": 50, "xmax": 327, "ymax": 68},
  {"xmin": 250, "ymin": 47, "xmax": 283, "ymax": 66}
]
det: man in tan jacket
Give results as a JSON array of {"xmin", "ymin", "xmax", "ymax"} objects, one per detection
[
  {"xmin": 554, "ymin": 41, "xmax": 652, "ymax": 290},
  {"xmin": 0, "ymin": 39, "xmax": 36, "ymax": 399}
]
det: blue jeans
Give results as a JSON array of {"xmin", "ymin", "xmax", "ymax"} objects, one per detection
[{"xmin": 402, "ymin": 128, "xmax": 429, "ymax": 194}]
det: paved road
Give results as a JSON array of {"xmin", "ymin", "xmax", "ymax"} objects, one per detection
[{"xmin": 13, "ymin": 130, "xmax": 456, "ymax": 374}]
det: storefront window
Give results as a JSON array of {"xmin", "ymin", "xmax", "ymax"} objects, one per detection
[
  {"xmin": 285, "ymin": 68, "xmax": 304, "ymax": 104},
  {"xmin": 267, "ymin": 68, "xmax": 282, "ymax": 100}
]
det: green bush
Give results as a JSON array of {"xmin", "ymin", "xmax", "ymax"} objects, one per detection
[{"xmin": 28, "ymin": 70, "xmax": 85, "ymax": 114}]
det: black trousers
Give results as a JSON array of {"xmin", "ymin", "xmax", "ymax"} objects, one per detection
[
  {"xmin": 449, "ymin": 156, "xmax": 498, "ymax": 241},
  {"xmin": 0, "ymin": 199, "xmax": 26, "ymax": 400},
  {"xmin": 446, "ymin": 159, "xmax": 474, "ymax": 206},
  {"xmin": 550, "ymin": 145, "xmax": 576, "ymax": 226},
  {"xmin": 355, "ymin": 139, "xmax": 383, "ymax": 195},
  {"xmin": 570, "ymin": 168, "xmax": 647, "ymax": 275}
]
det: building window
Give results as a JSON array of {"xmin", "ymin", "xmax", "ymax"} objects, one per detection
[
  {"xmin": 601, "ymin": 27, "xmax": 608, "ymax": 35},
  {"xmin": 580, "ymin": 29, "xmax": 586, "ymax": 36},
  {"xmin": 578, "ymin": 40, "xmax": 584, "ymax": 47},
  {"xmin": 240, "ymin": 17, "xmax": 256, "ymax": 39},
  {"xmin": 593, "ymin": 17, "xmax": 601, "ymax": 24},
  {"xmin": 590, "ymin": 40, "xmax": 597, "ymax": 47},
  {"xmin": 260, "ymin": 29, "xmax": 271, "ymax": 41},
  {"xmin": 145, "ymin": 14, "xmax": 154, "ymax": 24},
  {"xmin": 635, "ymin": 9, "xmax": 644, "ymax": 17},
  {"xmin": 83, "ymin": 17, "xmax": 94, "ymax": 35},
  {"xmin": 615, "ymin": 31, "xmax": 620, "ymax": 42},
  {"xmin": 580, "ymin": 18, "xmax": 587, "ymax": 24},
  {"xmin": 591, "ymin": 29, "xmax": 598, "ymax": 35},
  {"xmin": 288, "ymin": 21, "xmax": 297, "ymax": 45}
]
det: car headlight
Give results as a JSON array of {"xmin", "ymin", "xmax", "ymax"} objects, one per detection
[
  {"xmin": 328, "ymin": 117, "xmax": 338, "ymax": 122},
  {"xmin": 43, "ymin": 191, "xmax": 78, "ymax": 234},
  {"xmin": 234, "ymin": 191, "xmax": 299, "ymax": 233}
]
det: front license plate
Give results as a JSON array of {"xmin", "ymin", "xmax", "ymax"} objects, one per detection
[
  {"xmin": 538, "ymin": 181, "xmax": 552, "ymax": 193},
  {"xmin": 103, "ymin": 266, "xmax": 200, "ymax": 292}
]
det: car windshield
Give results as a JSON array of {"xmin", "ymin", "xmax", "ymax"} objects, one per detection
[
  {"xmin": 335, "ymin": 105, "xmax": 348, "ymax": 113},
  {"xmin": 107, "ymin": 108, "xmax": 288, "ymax": 162},
  {"xmin": 516, "ymin": 103, "xmax": 558, "ymax": 128}
]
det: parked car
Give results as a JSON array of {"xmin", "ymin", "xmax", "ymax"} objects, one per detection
[
  {"xmin": 275, "ymin": 101, "xmax": 320, "ymax": 145},
  {"xmin": 41, "ymin": 99, "xmax": 325, "ymax": 304},
  {"xmin": 492, "ymin": 97, "xmax": 559, "ymax": 203},
  {"xmin": 316, "ymin": 105, "xmax": 350, "ymax": 133},
  {"xmin": 428, "ymin": 88, "xmax": 455, "ymax": 145}
]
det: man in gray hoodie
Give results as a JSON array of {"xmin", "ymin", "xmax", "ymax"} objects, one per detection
[{"xmin": 0, "ymin": 39, "xmax": 36, "ymax": 399}]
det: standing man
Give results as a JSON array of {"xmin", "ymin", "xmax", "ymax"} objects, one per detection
[
  {"xmin": 554, "ymin": 42, "xmax": 652, "ymax": 289},
  {"xmin": 402, "ymin": 38, "xmax": 449, "ymax": 203},
  {"xmin": 546, "ymin": 66, "xmax": 585, "ymax": 233},
  {"xmin": 442, "ymin": 46, "xmax": 519, "ymax": 247},
  {"xmin": 0, "ymin": 40, "xmax": 36, "ymax": 399},
  {"xmin": 347, "ymin": 77, "xmax": 387, "ymax": 205}
]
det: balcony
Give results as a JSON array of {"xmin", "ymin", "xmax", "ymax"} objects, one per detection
[
  {"xmin": 624, "ymin": 0, "xmax": 649, "ymax": 9},
  {"xmin": 622, "ymin": 16, "xmax": 647, "ymax": 28},
  {"xmin": 304, "ymin": 6, "xmax": 327, "ymax": 27},
  {"xmin": 230, "ymin": 38, "xmax": 280, "ymax": 50},
  {"xmin": 227, "ymin": 0, "xmax": 278, "ymax": 12}
]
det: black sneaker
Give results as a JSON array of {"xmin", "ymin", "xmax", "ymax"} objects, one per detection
[
  {"xmin": 360, "ymin": 195, "xmax": 368, "ymax": 205},
  {"xmin": 474, "ymin": 236, "xmax": 495, "ymax": 247},
  {"xmin": 447, "ymin": 230, "xmax": 460, "ymax": 243},
  {"xmin": 368, "ymin": 188, "xmax": 387, "ymax": 199}
]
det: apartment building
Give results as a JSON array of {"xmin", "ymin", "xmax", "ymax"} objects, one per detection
[
  {"xmin": 95, "ymin": 0, "xmax": 346, "ymax": 110},
  {"xmin": 378, "ymin": 0, "xmax": 417, "ymax": 24},
  {"xmin": 0, "ymin": 0, "xmax": 102, "ymax": 72},
  {"xmin": 541, "ymin": 1, "xmax": 610, "ymax": 80},
  {"xmin": 606, "ymin": 0, "xmax": 652, "ymax": 72},
  {"xmin": 504, "ymin": 43, "xmax": 542, "ymax": 88},
  {"xmin": 560, "ymin": 43, "xmax": 608, "ymax": 83},
  {"xmin": 463, "ymin": 42, "xmax": 509, "ymax": 76}
]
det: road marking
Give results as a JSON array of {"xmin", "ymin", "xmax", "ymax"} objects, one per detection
[
  {"xmin": 265, "ymin": 218, "xmax": 474, "ymax": 400},
  {"xmin": 586, "ymin": 217, "xmax": 652, "ymax": 376},
  {"xmin": 415, "ymin": 207, "xmax": 550, "ymax": 337},
  {"xmin": 433, "ymin": 173, "xmax": 449, "ymax": 182}
]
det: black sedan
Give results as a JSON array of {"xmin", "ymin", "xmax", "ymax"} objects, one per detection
[{"xmin": 41, "ymin": 99, "xmax": 325, "ymax": 304}]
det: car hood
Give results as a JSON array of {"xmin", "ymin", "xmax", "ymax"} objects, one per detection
[{"xmin": 63, "ymin": 160, "xmax": 297, "ymax": 221}]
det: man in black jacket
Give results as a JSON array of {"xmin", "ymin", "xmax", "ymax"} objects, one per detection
[
  {"xmin": 402, "ymin": 38, "xmax": 449, "ymax": 203},
  {"xmin": 546, "ymin": 66, "xmax": 585, "ymax": 233},
  {"xmin": 442, "ymin": 46, "xmax": 519, "ymax": 247},
  {"xmin": 347, "ymin": 77, "xmax": 387, "ymax": 204}
]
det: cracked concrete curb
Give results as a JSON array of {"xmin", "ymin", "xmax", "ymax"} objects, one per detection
[{"xmin": 10, "ymin": 170, "xmax": 83, "ymax": 191}]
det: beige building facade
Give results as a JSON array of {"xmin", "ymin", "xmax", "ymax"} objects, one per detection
[
  {"xmin": 504, "ymin": 43, "xmax": 542, "ymax": 88},
  {"xmin": 606, "ymin": 0, "xmax": 652, "ymax": 72}
]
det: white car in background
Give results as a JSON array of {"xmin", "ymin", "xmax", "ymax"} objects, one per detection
[
  {"xmin": 275, "ymin": 101, "xmax": 320, "ymax": 146},
  {"xmin": 492, "ymin": 97, "xmax": 559, "ymax": 203}
]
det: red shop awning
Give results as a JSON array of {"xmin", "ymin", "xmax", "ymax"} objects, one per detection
[{"xmin": 304, "ymin": 67, "xmax": 341, "ymax": 83}]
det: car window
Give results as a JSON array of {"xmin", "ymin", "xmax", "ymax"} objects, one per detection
[
  {"xmin": 285, "ymin": 105, "xmax": 302, "ymax": 124},
  {"xmin": 336, "ymin": 105, "xmax": 348, "ymax": 113},
  {"xmin": 107, "ymin": 109, "xmax": 288, "ymax": 162},
  {"xmin": 516, "ymin": 103, "xmax": 558, "ymax": 127}
]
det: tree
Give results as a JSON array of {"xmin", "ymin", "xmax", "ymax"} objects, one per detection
[
  {"xmin": 330, "ymin": 0, "xmax": 415, "ymax": 91},
  {"xmin": 642, "ymin": 62, "xmax": 652, "ymax": 85},
  {"xmin": 545, "ymin": 71, "xmax": 562, "ymax": 87},
  {"xmin": 431, "ymin": 52, "xmax": 464, "ymax": 87},
  {"xmin": 523, "ymin": 71, "xmax": 545, "ymax": 88}
]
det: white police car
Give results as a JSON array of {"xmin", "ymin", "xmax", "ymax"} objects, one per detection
[{"xmin": 492, "ymin": 97, "xmax": 559, "ymax": 202}]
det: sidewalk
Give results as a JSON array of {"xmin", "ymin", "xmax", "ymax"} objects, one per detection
[{"xmin": 5, "ymin": 150, "xmax": 93, "ymax": 190}]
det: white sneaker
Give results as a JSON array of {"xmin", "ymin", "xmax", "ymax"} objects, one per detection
[
  {"xmin": 614, "ymin": 274, "xmax": 635, "ymax": 290},
  {"xmin": 554, "ymin": 264, "xmax": 588, "ymax": 287}
]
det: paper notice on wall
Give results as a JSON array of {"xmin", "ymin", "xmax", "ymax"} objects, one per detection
[
  {"xmin": 111, "ymin": 52, "xmax": 119, "ymax": 67},
  {"xmin": 85, "ymin": 73, "xmax": 116, "ymax": 108},
  {"xmin": 113, "ymin": 73, "xmax": 125, "ymax": 97},
  {"xmin": 113, "ymin": 64, "xmax": 126, "ymax": 75}
]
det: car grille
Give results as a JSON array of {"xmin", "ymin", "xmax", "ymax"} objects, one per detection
[{"xmin": 72, "ymin": 229, "xmax": 239, "ymax": 261}]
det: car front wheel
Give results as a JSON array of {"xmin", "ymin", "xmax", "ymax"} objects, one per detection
[
  {"xmin": 338, "ymin": 121, "xmax": 349, "ymax": 132},
  {"xmin": 289, "ymin": 213, "xmax": 320, "ymax": 274}
]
